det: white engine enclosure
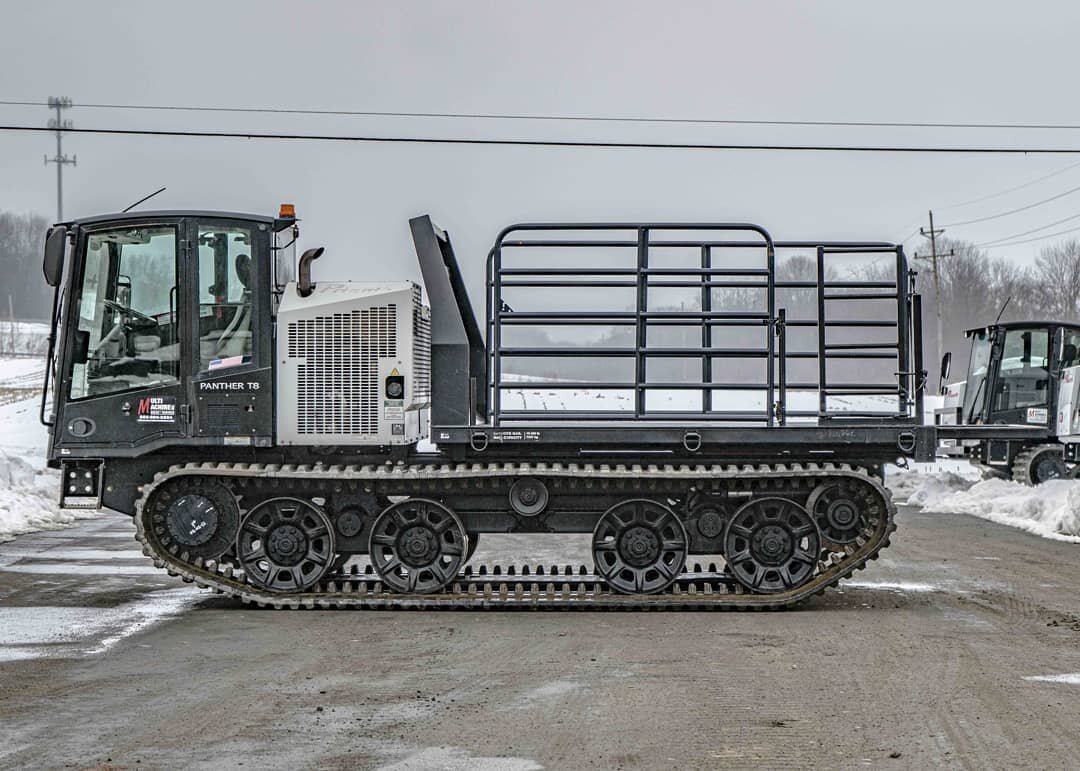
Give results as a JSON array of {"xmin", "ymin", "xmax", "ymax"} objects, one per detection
[
  {"xmin": 276, "ymin": 281, "xmax": 431, "ymax": 446},
  {"xmin": 1055, "ymin": 365, "xmax": 1080, "ymax": 444}
]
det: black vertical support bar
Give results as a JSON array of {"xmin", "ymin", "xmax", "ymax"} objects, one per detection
[
  {"xmin": 895, "ymin": 246, "xmax": 909, "ymax": 417},
  {"xmin": 912, "ymin": 289, "xmax": 925, "ymax": 422},
  {"xmin": 485, "ymin": 248, "xmax": 496, "ymax": 424},
  {"xmin": 766, "ymin": 242, "xmax": 776, "ymax": 426},
  {"xmin": 491, "ymin": 244, "xmax": 503, "ymax": 425},
  {"xmin": 816, "ymin": 245, "xmax": 827, "ymax": 419},
  {"xmin": 701, "ymin": 244, "xmax": 712, "ymax": 413},
  {"xmin": 635, "ymin": 228, "xmax": 649, "ymax": 418},
  {"xmin": 777, "ymin": 307, "xmax": 787, "ymax": 426}
]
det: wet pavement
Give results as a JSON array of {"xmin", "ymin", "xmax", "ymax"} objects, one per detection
[{"xmin": 0, "ymin": 508, "xmax": 1079, "ymax": 768}]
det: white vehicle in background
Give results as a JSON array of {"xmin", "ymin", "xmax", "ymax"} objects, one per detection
[{"xmin": 935, "ymin": 321, "xmax": 1080, "ymax": 484}]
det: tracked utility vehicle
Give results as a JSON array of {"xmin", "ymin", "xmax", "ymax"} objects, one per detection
[
  {"xmin": 936, "ymin": 321, "xmax": 1080, "ymax": 484},
  {"xmin": 40, "ymin": 208, "xmax": 933, "ymax": 608}
]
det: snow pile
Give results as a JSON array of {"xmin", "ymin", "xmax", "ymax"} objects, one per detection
[
  {"xmin": 0, "ymin": 450, "xmax": 91, "ymax": 543},
  {"xmin": 884, "ymin": 461, "xmax": 980, "ymax": 504},
  {"xmin": 0, "ymin": 356, "xmax": 98, "ymax": 542},
  {"xmin": 914, "ymin": 477, "xmax": 1080, "ymax": 542}
]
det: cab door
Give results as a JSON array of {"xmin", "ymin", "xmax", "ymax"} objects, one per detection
[
  {"xmin": 54, "ymin": 219, "xmax": 190, "ymax": 452},
  {"xmin": 187, "ymin": 218, "xmax": 273, "ymax": 445}
]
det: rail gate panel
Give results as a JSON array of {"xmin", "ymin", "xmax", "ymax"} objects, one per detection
[{"xmin": 486, "ymin": 223, "xmax": 920, "ymax": 428}]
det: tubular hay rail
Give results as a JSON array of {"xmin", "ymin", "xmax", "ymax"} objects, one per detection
[{"xmin": 134, "ymin": 460, "xmax": 895, "ymax": 610}]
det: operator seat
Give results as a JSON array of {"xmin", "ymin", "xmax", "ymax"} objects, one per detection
[{"xmin": 213, "ymin": 253, "xmax": 253, "ymax": 361}]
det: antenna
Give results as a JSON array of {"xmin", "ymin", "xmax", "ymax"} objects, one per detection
[
  {"xmin": 122, "ymin": 186, "xmax": 167, "ymax": 213},
  {"xmin": 994, "ymin": 296, "xmax": 1012, "ymax": 325}
]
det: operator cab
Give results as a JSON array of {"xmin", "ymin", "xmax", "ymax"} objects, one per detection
[
  {"xmin": 41, "ymin": 208, "xmax": 298, "ymax": 506},
  {"xmin": 959, "ymin": 321, "xmax": 1080, "ymax": 426}
]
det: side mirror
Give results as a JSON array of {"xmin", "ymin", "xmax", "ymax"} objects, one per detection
[
  {"xmin": 43, "ymin": 226, "xmax": 67, "ymax": 287},
  {"xmin": 939, "ymin": 351, "xmax": 952, "ymax": 394}
]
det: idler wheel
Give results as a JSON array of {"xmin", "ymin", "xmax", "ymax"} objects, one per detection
[
  {"xmin": 146, "ymin": 477, "xmax": 240, "ymax": 561},
  {"xmin": 806, "ymin": 480, "xmax": 874, "ymax": 545},
  {"xmin": 592, "ymin": 498, "xmax": 687, "ymax": 594},
  {"xmin": 723, "ymin": 497, "xmax": 820, "ymax": 594},
  {"xmin": 368, "ymin": 498, "xmax": 467, "ymax": 593},
  {"xmin": 236, "ymin": 497, "xmax": 336, "ymax": 592}
]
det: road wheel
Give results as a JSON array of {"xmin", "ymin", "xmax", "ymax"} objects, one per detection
[
  {"xmin": 592, "ymin": 499, "xmax": 687, "ymax": 594},
  {"xmin": 723, "ymin": 497, "xmax": 820, "ymax": 594},
  {"xmin": 368, "ymin": 499, "xmax": 467, "ymax": 593},
  {"xmin": 236, "ymin": 497, "xmax": 336, "ymax": 592}
]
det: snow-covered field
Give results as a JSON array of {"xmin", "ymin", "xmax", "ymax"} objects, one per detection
[{"xmin": 0, "ymin": 357, "xmax": 95, "ymax": 542}]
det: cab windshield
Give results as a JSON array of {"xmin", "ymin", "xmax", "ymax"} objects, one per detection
[{"xmin": 962, "ymin": 330, "xmax": 992, "ymax": 422}]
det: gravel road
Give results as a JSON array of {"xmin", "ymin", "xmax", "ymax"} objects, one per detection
[{"xmin": 1, "ymin": 507, "xmax": 1078, "ymax": 769}]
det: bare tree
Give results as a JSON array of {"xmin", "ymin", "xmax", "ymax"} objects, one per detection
[{"xmin": 1033, "ymin": 239, "xmax": 1080, "ymax": 320}]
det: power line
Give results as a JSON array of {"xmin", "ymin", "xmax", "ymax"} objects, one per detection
[
  {"xmin": 940, "ymin": 182, "xmax": 1080, "ymax": 227},
  {"xmin": 976, "ymin": 211, "xmax": 1080, "ymax": 246},
  {"xmin": 984, "ymin": 223, "xmax": 1080, "ymax": 248},
  {"xmin": 936, "ymin": 159, "xmax": 1080, "ymax": 211},
  {"xmin": 7, "ymin": 124, "xmax": 1080, "ymax": 155},
  {"xmin": 8, "ymin": 98, "xmax": 1080, "ymax": 133}
]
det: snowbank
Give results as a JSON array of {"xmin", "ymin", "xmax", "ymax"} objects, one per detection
[
  {"xmin": 0, "ymin": 357, "xmax": 97, "ymax": 542},
  {"xmin": 888, "ymin": 465, "xmax": 1080, "ymax": 543},
  {"xmin": 0, "ymin": 450, "xmax": 93, "ymax": 543}
]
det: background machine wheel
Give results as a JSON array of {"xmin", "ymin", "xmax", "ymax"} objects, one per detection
[
  {"xmin": 591, "ymin": 499, "xmax": 688, "ymax": 595},
  {"xmin": 723, "ymin": 497, "xmax": 821, "ymax": 594},
  {"xmin": 368, "ymin": 499, "xmax": 468, "ymax": 593},
  {"xmin": 236, "ymin": 497, "xmax": 336, "ymax": 592},
  {"xmin": 1012, "ymin": 444, "xmax": 1067, "ymax": 485}
]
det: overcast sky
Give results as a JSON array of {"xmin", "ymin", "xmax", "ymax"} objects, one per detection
[{"xmin": 3, "ymin": 0, "xmax": 1080, "ymax": 294}]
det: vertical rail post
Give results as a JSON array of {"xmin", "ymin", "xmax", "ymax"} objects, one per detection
[
  {"xmin": 701, "ymin": 244, "xmax": 712, "ymax": 413},
  {"xmin": 895, "ymin": 246, "xmax": 909, "ymax": 417},
  {"xmin": 766, "ymin": 243, "xmax": 776, "ymax": 427},
  {"xmin": 635, "ymin": 228, "xmax": 649, "ymax": 418},
  {"xmin": 913, "ymin": 289, "xmax": 925, "ymax": 422},
  {"xmin": 491, "ymin": 244, "xmax": 503, "ymax": 425},
  {"xmin": 816, "ymin": 245, "xmax": 827, "ymax": 420},
  {"xmin": 777, "ymin": 307, "xmax": 787, "ymax": 426}
]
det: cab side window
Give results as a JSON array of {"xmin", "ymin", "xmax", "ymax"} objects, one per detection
[{"xmin": 198, "ymin": 224, "xmax": 255, "ymax": 372}]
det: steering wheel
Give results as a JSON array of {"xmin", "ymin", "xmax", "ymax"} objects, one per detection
[{"xmin": 103, "ymin": 298, "xmax": 157, "ymax": 327}]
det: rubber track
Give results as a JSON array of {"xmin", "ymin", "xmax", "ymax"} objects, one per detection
[{"xmin": 133, "ymin": 461, "xmax": 896, "ymax": 611}]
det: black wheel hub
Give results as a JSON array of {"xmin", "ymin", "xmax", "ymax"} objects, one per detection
[
  {"xmin": 235, "ymin": 497, "xmax": 336, "ymax": 593},
  {"xmin": 166, "ymin": 494, "xmax": 219, "ymax": 547},
  {"xmin": 750, "ymin": 524, "xmax": 793, "ymax": 566},
  {"xmin": 398, "ymin": 525, "xmax": 439, "ymax": 568},
  {"xmin": 618, "ymin": 525, "xmax": 661, "ymax": 568},
  {"xmin": 267, "ymin": 524, "xmax": 308, "ymax": 567},
  {"xmin": 806, "ymin": 481, "xmax": 874, "ymax": 545},
  {"xmin": 592, "ymin": 499, "xmax": 687, "ymax": 595},
  {"xmin": 368, "ymin": 499, "xmax": 467, "ymax": 594},
  {"xmin": 723, "ymin": 497, "xmax": 821, "ymax": 594},
  {"xmin": 696, "ymin": 509, "xmax": 726, "ymax": 539}
]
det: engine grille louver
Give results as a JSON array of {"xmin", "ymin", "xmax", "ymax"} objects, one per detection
[
  {"xmin": 287, "ymin": 304, "xmax": 398, "ymax": 435},
  {"xmin": 413, "ymin": 285, "xmax": 431, "ymax": 403}
]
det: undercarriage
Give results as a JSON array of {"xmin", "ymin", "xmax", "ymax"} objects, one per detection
[{"xmin": 134, "ymin": 461, "xmax": 894, "ymax": 609}]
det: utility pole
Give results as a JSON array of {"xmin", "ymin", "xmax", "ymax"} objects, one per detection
[
  {"xmin": 916, "ymin": 209, "xmax": 955, "ymax": 362},
  {"xmin": 44, "ymin": 96, "xmax": 76, "ymax": 221}
]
